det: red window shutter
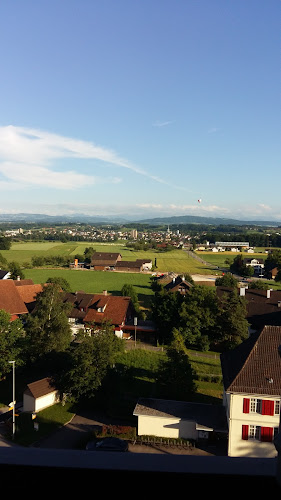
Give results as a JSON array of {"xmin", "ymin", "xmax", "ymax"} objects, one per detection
[
  {"xmin": 261, "ymin": 427, "xmax": 273, "ymax": 442},
  {"xmin": 242, "ymin": 425, "xmax": 249, "ymax": 440},
  {"xmin": 262, "ymin": 400, "xmax": 274, "ymax": 416},
  {"xmin": 243, "ymin": 398, "xmax": 250, "ymax": 413}
]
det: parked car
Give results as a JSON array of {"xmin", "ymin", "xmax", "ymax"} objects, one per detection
[{"xmin": 86, "ymin": 437, "xmax": 128, "ymax": 452}]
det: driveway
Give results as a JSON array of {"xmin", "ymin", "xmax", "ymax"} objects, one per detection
[{"xmin": 32, "ymin": 409, "xmax": 223, "ymax": 456}]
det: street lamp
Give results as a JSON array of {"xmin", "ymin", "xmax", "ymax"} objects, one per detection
[
  {"xmin": 8, "ymin": 360, "xmax": 16, "ymax": 438},
  {"xmin": 134, "ymin": 317, "xmax": 138, "ymax": 348}
]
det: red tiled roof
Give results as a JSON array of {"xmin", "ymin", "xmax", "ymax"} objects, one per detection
[
  {"xmin": 83, "ymin": 294, "xmax": 132, "ymax": 326},
  {"xmin": 14, "ymin": 279, "xmax": 34, "ymax": 286},
  {"xmin": 221, "ymin": 325, "xmax": 281, "ymax": 396},
  {"xmin": 0, "ymin": 280, "xmax": 28, "ymax": 315},
  {"xmin": 16, "ymin": 284, "xmax": 43, "ymax": 305}
]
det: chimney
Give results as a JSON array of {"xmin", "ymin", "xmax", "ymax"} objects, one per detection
[
  {"xmin": 240, "ymin": 287, "xmax": 245, "ymax": 296},
  {"xmin": 267, "ymin": 289, "xmax": 271, "ymax": 299},
  {"xmin": 278, "ymin": 301, "xmax": 281, "ymax": 308},
  {"xmin": 103, "ymin": 290, "xmax": 107, "ymax": 296},
  {"xmin": 17, "ymin": 275, "xmax": 20, "ymax": 281}
]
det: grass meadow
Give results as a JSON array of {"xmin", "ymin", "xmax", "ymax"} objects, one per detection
[
  {"xmin": 1, "ymin": 241, "xmax": 216, "ymax": 275},
  {"xmin": 196, "ymin": 250, "xmax": 268, "ymax": 269}
]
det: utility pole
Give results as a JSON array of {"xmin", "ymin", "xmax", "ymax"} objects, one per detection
[{"xmin": 8, "ymin": 360, "xmax": 15, "ymax": 438}]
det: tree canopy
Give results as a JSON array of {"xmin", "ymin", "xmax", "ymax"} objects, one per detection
[
  {"xmin": 25, "ymin": 283, "xmax": 72, "ymax": 361},
  {"xmin": 0, "ymin": 310, "xmax": 26, "ymax": 379}
]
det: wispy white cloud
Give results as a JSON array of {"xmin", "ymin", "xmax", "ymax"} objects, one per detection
[
  {"xmin": 152, "ymin": 120, "xmax": 174, "ymax": 128},
  {"xmin": 207, "ymin": 127, "xmax": 220, "ymax": 134},
  {"xmin": 0, "ymin": 125, "xmax": 181, "ymax": 191}
]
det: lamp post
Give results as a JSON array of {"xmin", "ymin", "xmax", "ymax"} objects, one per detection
[
  {"xmin": 134, "ymin": 317, "xmax": 137, "ymax": 348},
  {"xmin": 8, "ymin": 360, "xmax": 15, "ymax": 438}
]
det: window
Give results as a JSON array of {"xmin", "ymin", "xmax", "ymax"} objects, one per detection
[
  {"xmin": 250, "ymin": 398, "xmax": 262, "ymax": 414},
  {"xmin": 242, "ymin": 425, "xmax": 276, "ymax": 442},
  {"xmin": 275, "ymin": 401, "xmax": 280, "ymax": 415},
  {"xmin": 249, "ymin": 425, "xmax": 261, "ymax": 440}
]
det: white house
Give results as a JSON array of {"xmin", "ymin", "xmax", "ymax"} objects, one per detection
[
  {"xmin": 133, "ymin": 398, "xmax": 227, "ymax": 443},
  {"xmin": 221, "ymin": 325, "xmax": 281, "ymax": 458},
  {"xmin": 23, "ymin": 377, "xmax": 60, "ymax": 413}
]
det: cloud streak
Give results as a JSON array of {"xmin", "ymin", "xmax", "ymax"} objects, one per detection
[{"xmin": 0, "ymin": 125, "xmax": 184, "ymax": 191}]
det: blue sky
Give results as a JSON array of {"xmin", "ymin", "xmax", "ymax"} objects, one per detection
[{"xmin": 0, "ymin": 1, "xmax": 280, "ymax": 221}]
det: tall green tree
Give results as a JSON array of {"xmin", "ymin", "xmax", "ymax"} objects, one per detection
[
  {"xmin": 215, "ymin": 273, "xmax": 238, "ymax": 287},
  {"xmin": 216, "ymin": 290, "xmax": 249, "ymax": 350},
  {"xmin": 0, "ymin": 310, "xmax": 26, "ymax": 379},
  {"xmin": 0, "ymin": 236, "xmax": 11, "ymax": 250},
  {"xmin": 25, "ymin": 283, "xmax": 72, "ymax": 361},
  {"xmin": 55, "ymin": 325, "xmax": 124, "ymax": 401},
  {"xmin": 158, "ymin": 329, "xmax": 196, "ymax": 400},
  {"xmin": 151, "ymin": 289, "xmax": 184, "ymax": 344},
  {"xmin": 178, "ymin": 286, "xmax": 219, "ymax": 351}
]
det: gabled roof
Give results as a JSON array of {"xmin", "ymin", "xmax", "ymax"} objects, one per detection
[
  {"xmin": 16, "ymin": 284, "xmax": 43, "ymax": 306},
  {"xmin": 24, "ymin": 377, "xmax": 57, "ymax": 399},
  {"xmin": 133, "ymin": 398, "xmax": 227, "ymax": 432},
  {"xmin": 91, "ymin": 252, "xmax": 121, "ymax": 266},
  {"xmin": 0, "ymin": 280, "xmax": 28, "ymax": 315},
  {"xmin": 220, "ymin": 325, "xmax": 281, "ymax": 396},
  {"xmin": 0, "ymin": 270, "xmax": 10, "ymax": 279},
  {"xmin": 83, "ymin": 294, "xmax": 132, "ymax": 326}
]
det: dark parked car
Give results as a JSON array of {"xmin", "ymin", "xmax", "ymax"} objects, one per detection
[{"xmin": 86, "ymin": 437, "xmax": 128, "ymax": 452}]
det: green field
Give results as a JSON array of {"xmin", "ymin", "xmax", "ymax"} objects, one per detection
[
  {"xmin": 196, "ymin": 250, "xmax": 268, "ymax": 269},
  {"xmin": 1, "ymin": 241, "xmax": 216, "ymax": 275},
  {"xmin": 24, "ymin": 268, "xmax": 154, "ymax": 303}
]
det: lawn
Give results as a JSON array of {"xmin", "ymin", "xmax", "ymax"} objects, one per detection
[{"xmin": 24, "ymin": 268, "xmax": 155, "ymax": 301}]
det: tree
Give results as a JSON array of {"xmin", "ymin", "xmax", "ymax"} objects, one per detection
[
  {"xmin": 46, "ymin": 276, "xmax": 71, "ymax": 292},
  {"xmin": 8, "ymin": 261, "xmax": 25, "ymax": 280},
  {"xmin": 215, "ymin": 273, "xmax": 238, "ymax": 287},
  {"xmin": 0, "ymin": 252, "xmax": 7, "ymax": 268},
  {"xmin": 216, "ymin": 290, "xmax": 249, "ymax": 350},
  {"xmin": 55, "ymin": 325, "xmax": 124, "ymax": 401},
  {"xmin": 151, "ymin": 289, "xmax": 183, "ymax": 344},
  {"xmin": 0, "ymin": 310, "xmax": 26, "ymax": 379},
  {"xmin": 158, "ymin": 329, "xmax": 196, "ymax": 400},
  {"xmin": 248, "ymin": 281, "xmax": 269, "ymax": 290},
  {"xmin": 0, "ymin": 236, "xmax": 11, "ymax": 250},
  {"xmin": 178, "ymin": 286, "xmax": 219, "ymax": 350},
  {"xmin": 121, "ymin": 283, "xmax": 144, "ymax": 319},
  {"xmin": 25, "ymin": 283, "xmax": 72, "ymax": 361}
]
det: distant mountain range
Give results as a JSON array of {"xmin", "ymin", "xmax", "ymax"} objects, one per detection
[{"xmin": 0, "ymin": 212, "xmax": 280, "ymax": 227}]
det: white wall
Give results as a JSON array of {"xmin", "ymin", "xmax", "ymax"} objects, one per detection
[
  {"xmin": 227, "ymin": 393, "xmax": 280, "ymax": 458},
  {"xmin": 23, "ymin": 391, "xmax": 60, "ymax": 413},
  {"xmin": 137, "ymin": 415, "xmax": 197, "ymax": 440}
]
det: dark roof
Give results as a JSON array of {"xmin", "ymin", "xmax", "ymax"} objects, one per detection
[
  {"xmin": 0, "ymin": 270, "xmax": 10, "ymax": 279},
  {"xmin": 24, "ymin": 377, "xmax": 57, "ymax": 399},
  {"xmin": 216, "ymin": 286, "xmax": 281, "ymax": 329},
  {"xmin": 91, "ymin": 252, "xmax": 121, "ymax": 266},
  {"xmin": 133, "ymin": 398, "xmax": 227, "ymax": 432},
  {"xmin": 115, "ymin": 261, "xmax": 142, "ymax": 269},
  {"xmin": 164, "ymin": 276, "xmax": 193, "ymax": 292},
  {"xmin": 220, "ymin": 325, "xmax": 281, "ymax": 396}
]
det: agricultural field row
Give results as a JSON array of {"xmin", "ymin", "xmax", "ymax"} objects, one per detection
[{"xmin": 1, "ymin": 241, "xmax": 218, "ymax": 275}]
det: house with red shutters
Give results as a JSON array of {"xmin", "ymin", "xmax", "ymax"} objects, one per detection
[{"xmin": 220, "ymin": 325, "xmax": 281, "ymax": 457}]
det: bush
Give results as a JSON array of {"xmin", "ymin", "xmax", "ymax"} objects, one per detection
[{"xmin": 99, "ymin": 424, "xmax": 136, "ymax": 440}]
